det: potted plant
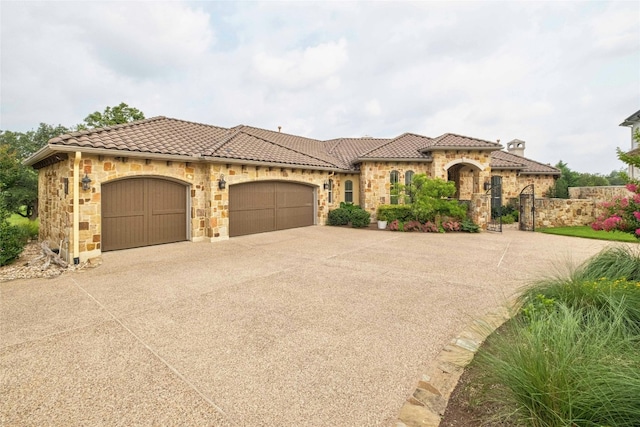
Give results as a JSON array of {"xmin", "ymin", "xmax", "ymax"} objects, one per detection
[{"xmin": 377, "ymin": 207, "xmax": 389, "ymax": 229}]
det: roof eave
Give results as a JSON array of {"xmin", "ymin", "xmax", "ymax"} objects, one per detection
[
  {"xmin": 201, "ymin": 156, "xmax": 351, "ymax": 172},
  {"xmin": 26, "ymin": 144, "xmax": 201, "ymax": 166},
  {"xmin": 353, "ymin": 157, "xmax": 433, "ymax": 164},
  {"xmin": 519, "ymin": 171, "xmax": 561, "ymax": 176},
  {"xmin": 420, "ymin": 146, "xmax": 501, "ymax": 153}
]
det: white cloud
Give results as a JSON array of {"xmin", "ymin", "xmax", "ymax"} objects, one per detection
[
  {"xmin": 252, "ymin": 38, "xmax": 348, "ymax": 90},
  {"xmin": 1, "ymin": 1, "xmax": 638, "ymax": 174}
]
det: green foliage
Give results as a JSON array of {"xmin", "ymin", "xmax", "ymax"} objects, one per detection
[
  {"xmin": 327, "ymin": 204, "xmax": 370, "ymax": 228},
  {"xmin": 77, "ymin": 102, "xmax": 145, "ymax": 130},
  {"xmin": 327, "ymin": 208, "xmax": 350, "ymax": 226},
  {"xmin": 474, "ymin": 246, "xmax": 640, "ymax": 426},
  {"xmin": 500, "ymin": 214, "xmax": 515, "ymax": 224},
  {"xmin": 460, "ymin": 218, "xmax": 480, "ymax": 233},
  {"xmin": 617, "ymin": 128, "xmax": 640, "ymax": 172},
  {"xmin": 349, "ymin": 208, "xmax": 371, "ymax": 228},
  {"xmin": 0, "ymin": 205, "xmax": 26, "ymax": 266},
  {"xmin": 409, "ymin": 175, "xmax": 466, "ymax": 221},
  {"xmin": 546, "ymin": 160, "xmax": 622, "ymax": 198},
  {"xmin": 0, "ymin": 124, "xmax": 68, "ymax": 219},
  {"xmin": 376, "ymin": 204, "xmax": 413, "ymax": 222},
  {"xmin": 538, "ymin": 226, "xmax": 639, "ymax": 243}
]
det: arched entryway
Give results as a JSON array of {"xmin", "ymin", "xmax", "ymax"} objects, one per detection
[{"xmin": 446, "ymin": 162, "xmax": 482, "ymax": 200}]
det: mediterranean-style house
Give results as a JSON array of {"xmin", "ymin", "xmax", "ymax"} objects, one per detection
[
  {"xmin": 620, "ymin": 109, "xmax": 640, "ymax": 180},
  {"xmin": 25, "ymin": 116, "xmax": 559, "ymax": 263}
]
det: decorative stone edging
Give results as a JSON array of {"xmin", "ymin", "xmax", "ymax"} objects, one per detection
[{"xmin": 395, "ymin": 304, "xmax": 514, "ymax": 427}]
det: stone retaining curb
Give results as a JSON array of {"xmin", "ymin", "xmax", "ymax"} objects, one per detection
[{"xmin": 395, "ymin": 304, "xmax": 515, "ymax": 427}]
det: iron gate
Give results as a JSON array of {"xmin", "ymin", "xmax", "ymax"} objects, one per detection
[
  {"xmin": 487, "ymin": 176, "xmax": 502, "ymax": 232},
  {"xmin": 519, "ymin": 184, "xmax": 535, "ymax": 231}
]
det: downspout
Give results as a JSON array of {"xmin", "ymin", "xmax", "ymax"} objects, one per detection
[{"xmin": 73, "ymin": 151, "xmax": 81, "ymax": 265}]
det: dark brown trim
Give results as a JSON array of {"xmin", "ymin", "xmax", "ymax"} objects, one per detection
[{"xmin": 31, "ymin": 153, "xmax": 68, "ymax": 170}]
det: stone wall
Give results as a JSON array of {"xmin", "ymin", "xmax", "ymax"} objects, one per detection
[
  {"xmin": 497, "ymin": 170, "xmax": 556, "ymax": 202},
  {"xmin": 469, "ymin": 193, "xmax": 490, "ymax": 230},
  {"xmin": 568, "ymin": 186, "xmax": 632, "ymax": 200},
  {"xmin": 359, "ymin": 161, "xmax": 431, "ymax": 219},
  {"xmin": 38, "ymin": 158, "xmax": 73, "ymax": 259},
  {"xmin": 37, "ymin": 154, "xmax": 351, "ymax": 260},
  {"xmin": 534, "ymin": 199, "xmax": 597, "ymax": 228}
]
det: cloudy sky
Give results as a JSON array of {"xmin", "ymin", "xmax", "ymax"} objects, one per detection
[{"xmin": 1, "ymin": 1, "xmax": 638, "ymax": 174}]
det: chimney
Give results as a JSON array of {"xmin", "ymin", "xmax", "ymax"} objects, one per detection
[
  {"xmin": 278, "ymin": 126, "xmax": 282, "ymax": 133},
  {"xmin": 507, "ymin": 139, "xmax": 525, "ymax": 156}
]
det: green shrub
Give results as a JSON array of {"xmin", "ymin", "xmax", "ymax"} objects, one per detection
[
  {"xmin": 350, "ymin": 208, "xmax": 371, "ymax": 228},
  {"xmin": 500, "ymin": 214, "xmax": 515, "ymax": 224},
  {"xmin": 377, "ymin": 204, "xmax": 413, "ymax": 222},
  {"xmin": 461, "ymin": 218, "xmax": 480, "ymax": 233},
  {"xmin": 327, "ymin": 208, "xmax": 350, "ymax": 226},
  {"xmin": 0, "ymin": 217, "xmax": 26, "ymax": 266},
  {"xmin": 476, "ymin": 303, "xmax": 640, "ymax": 427},
  {"xmin": 15, "ymin": 221, "xmax": 39, "ymax": 241},
  {"xmin": 328, "ymin": 204, "xmax": 371, "ymax": 227}
]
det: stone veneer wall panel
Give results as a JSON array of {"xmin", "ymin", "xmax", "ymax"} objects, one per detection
[
  {"xmin": 38, "ymin": 159, "xmax": 73, "ymax": 260},
  {"xmin": 359, "ymin": 162, "xmax": 432, "ymax": 220},
  {"xmin": 568, "ymin": 186, "xmax": 632, "ymax": 200},
  {"xmin": 495, "ymin": 171, "xmax": 556, "ymax": 204},
  {"xmin": 534, "ymin": 199, "xmax": 597, "ymax": 228}
]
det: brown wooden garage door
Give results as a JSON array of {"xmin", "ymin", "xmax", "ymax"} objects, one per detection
[
  {"xmin": 229, "ymin": 181, "xmax": 315, "ymax": 237},
  {"xmin": 102, "ymin": 178, "xmax": 187, "ymax": 251}
]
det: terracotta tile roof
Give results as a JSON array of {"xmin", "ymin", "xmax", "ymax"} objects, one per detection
[
  {"xmin": 491, "ymin": 150, "xmax": 560, "ymax": 175},
  {"xmin": 356, "ymin": 133, "xmax": 434, "ymax": 160},
  {"xmin": 40, "ymin": 115, "xmax": 558, "ymax": 175},
  {"xmin": 421, "ymin": 133, "xmax": 502, "ymax": 151},
  {"xmin": 326, "ymin": 137, "xmax": 392, "ymax": 167},
  {"xmin": 49, "ymin": 117, "xmax": 228, "ymax": 157},
  {"xmin": 202, "ymin": 128, "xmax": 339, "ymax": 169}
]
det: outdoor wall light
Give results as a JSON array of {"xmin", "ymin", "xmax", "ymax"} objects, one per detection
[
  {"xmin": 81, "ymin": 173, "xmax": 92, "ymax": 191},
  {"xmin": 483, "ymin": 181, "xmax": 491, "ymax": 191},
  {"xmin": 218, "ymin": 174, "xmax": 226, "ymax": 190},
  {"xmin": 323, "ymin": 180, "xmax": 330, "ymax": 190}
]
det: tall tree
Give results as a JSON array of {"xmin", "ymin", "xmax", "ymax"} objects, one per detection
[
  {"xmin": 0, "ymin": 124, "xmax": 68, "ymax": 219},
  {"xmin": 78, "ymin": 102, "xmax": 145, "ymax": 129}
]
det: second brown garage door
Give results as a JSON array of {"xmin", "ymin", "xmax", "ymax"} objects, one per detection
[
  {"xmin": 102, "ymin": 177, "xmax": 188, "ymax": 251},
  {"xmin": 229, "ymin": 181, "xmax": 315, "ymax": 237}
]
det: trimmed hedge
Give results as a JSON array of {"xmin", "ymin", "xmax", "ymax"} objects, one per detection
[
  {"xmin": 328, "ymin": 203, "xmax": 371, "ymax": 228},
  {"xmin": 377, "ymin": 205, "xmax": 413, "ymax": 222}
]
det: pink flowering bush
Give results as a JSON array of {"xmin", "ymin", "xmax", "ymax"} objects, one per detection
[{"xmin": 592, "ymin": 183, "xmax": 640, "ymax": 238}]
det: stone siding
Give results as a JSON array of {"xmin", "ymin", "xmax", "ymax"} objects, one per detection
[
  {"xmin": 568, "ymin": 186, "xmax": 632, "ymax": 200},
  {"xmin": 497, "ymin": 170, "xmax": 556, "ymax": 202},
  {"xmin": 37, "ymin": 154, "xmax": 351, "ymax": 260},
  {"xmin": 534, "ymin": 199, "xmax": 597, "ymax": 228},
  {"xmin": 359, "ymin": 161, "xmax": 431, "ymax": 219},
  {"xmin": 38, "ymin": 158, "xmax": 73, "ymax": 259}
]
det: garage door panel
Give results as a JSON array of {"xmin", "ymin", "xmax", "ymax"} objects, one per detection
[
  {"xmin": 230, "ymin": 210, "xmax": 276, "ymax": 237},
  {"xmin": 229, "ymin": 181, "xmax": 314, "ymax": 237},
  {"xmin": 102, "ymin": 216, "xmax": 146, "ymax": 251},
  {"xmin": 102, "ymin": 178, "xmax": 187, "ymax": 251},
  {"xmin": 276, "ymin": 206, "xmax": 314, "ymax": 230}
]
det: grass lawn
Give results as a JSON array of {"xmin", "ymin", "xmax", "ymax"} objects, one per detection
[
  {"xmin": 8, "ymin": 213, "xmax": 38, "ymax": 227},
  {"xmin": 538, "ymin": 226, "xmax": 638, "ymax": 243}
]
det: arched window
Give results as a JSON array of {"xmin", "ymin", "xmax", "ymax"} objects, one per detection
[
  {"xmin": 344, "ymin": 180, "xmax": 353, "ymax": 203},
  {"xmin": 390, "ymin": 170, "xmax": 399, "ymax": 205},
  {"xmin": 405, "ymin": 170, "xmax": 414, "ymax": 203}
]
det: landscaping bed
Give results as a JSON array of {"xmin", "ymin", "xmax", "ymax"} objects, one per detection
[{"xmin": 440, "ymin": 246, "xmax": 640, "ymax": 426}]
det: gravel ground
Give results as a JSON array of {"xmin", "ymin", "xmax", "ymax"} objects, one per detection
[
  {"xmin": 0, "ymin": 242, "xmax": 100, "ymax": 282},
  {"xmin": 0, "ymin": 227, "xmax": 616, "ymax": 426}
]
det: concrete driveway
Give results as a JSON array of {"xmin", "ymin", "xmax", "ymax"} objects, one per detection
[{"xmin": 1, "ymin": 226, "xmax": 617, "ymax": 426}]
